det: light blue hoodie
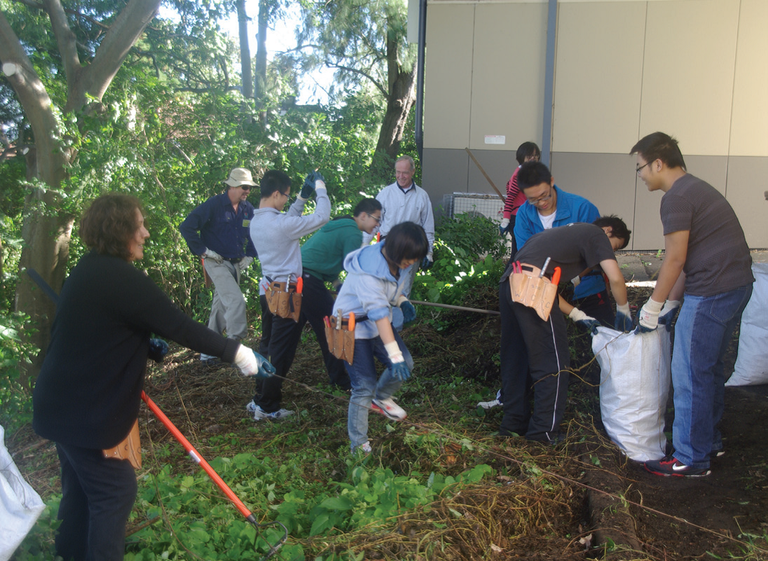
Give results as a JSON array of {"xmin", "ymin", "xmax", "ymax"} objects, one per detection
[{"xmin": 333, "ymin": 242, "xmax": 410, "ymax": 339}]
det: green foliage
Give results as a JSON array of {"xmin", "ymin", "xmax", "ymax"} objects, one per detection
[
  {"xmin": 0, "ymin": 311, "xmax": 37, "ymax": 430},
  {"xmin": 412, "ymin": 213, "xmax": 507, "ymax": 305}
]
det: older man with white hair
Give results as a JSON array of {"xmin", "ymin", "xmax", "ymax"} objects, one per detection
[{"xmin": 180, "ymin": 168, "xmax": 259, "ymax": 362}]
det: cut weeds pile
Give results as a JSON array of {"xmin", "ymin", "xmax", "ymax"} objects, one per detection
[{"xmin": 8, "ymin": 284, "xmax": 768, "ymax": 560}]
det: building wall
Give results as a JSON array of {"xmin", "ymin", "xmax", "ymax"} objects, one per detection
[{"xmin": 422, "ymin": 0, "xmax": 768, "ymax": 249}]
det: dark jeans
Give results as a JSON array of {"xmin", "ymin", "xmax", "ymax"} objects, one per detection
[
  {"xmin": 297, "ymin": 274, "xmax": 351, "ymax": 389},
  {"xmin": 499, "ymin": 278, "xmax": 570, "ymax": 442},
  {"xmin": 55, "ymin": 442, "xmax": 137, "ymax": 561},
  {"xmin": 254, "ymin": 294, "xmax": 302, "ymax": 412},
  {"xmin": 573, "ymin": 288, "xmax": 615, "ymax": 328}
]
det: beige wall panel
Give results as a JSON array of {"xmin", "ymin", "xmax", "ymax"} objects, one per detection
[
  {"xmin": 549, "ymin": 152, "xmax": 637, "ymax": 237},
  {"xmin": 422, "ymin": 148, "xmax": 471, "ymax": 207},
  {"xmin": 724, "ymin": 157, "xmax": 768, "ymax": 248},
  {"xmin": 729, "ymin": 0, "xmax": 768, "ymax": 157},
  {"xmin": 468, "ymin": 3, "xmax": 547, "ymax": 151},
  {"xmin": 639, "ymin": 0, "xmax": 739, "ymax": 156},
  {"xmin": 466, "ymin": 150, "xmax": 516, "ymax": 199},
  {"xmin": 552, "ymin": 2, "xmax": 646, "ymax": 154},
  {"xmin": 424, "ymin": 4, "xmax": 475, "ymax": 149}
]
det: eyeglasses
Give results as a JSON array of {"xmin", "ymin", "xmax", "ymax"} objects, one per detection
[
  {"xmin": 368, "ymin": 213, "xmax": 381, "ymax": 224},
  {"xmin": 240, "ymin": 186, "xmax": 251, "ymax": 191},
  {"xmin": 526, "ymin": 187, "xmax": 554, "ymax": 206},
  {"xmin": 635, "ymin": 162, "xmax": 651, "ymax": 175}
]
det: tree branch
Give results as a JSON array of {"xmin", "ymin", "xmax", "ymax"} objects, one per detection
[
  {"xmin": 80, "ymin": 0, "xmax": 162, "ymax": 106},
  {"xmin": 324, "ymin": 61, "xmax": 387, "ymax": 97},
  {"xmin": 42, "ymin": 0, "xmax": 82, "ymax": 88}
]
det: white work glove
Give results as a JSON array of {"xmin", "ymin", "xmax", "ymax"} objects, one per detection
[
  {"xmin": 238, "ymin": 256, "xmax": 254, "ymax": 271},
  {"xmin": 499, "ymin": 218, "xmax": 510, "ymax": 236},
  {"xmin": 571, "ymin": 275, "xmax": 581, "ymax": 287},
  {"xmin": 568, "ymin": 308, "xmax": 600, "ymax": 335},
  {"xmin": 637, "ymin": 297, "xmax": 664, "ymax": 332},
  {"xmin": 315, "ymin": 179, "xmax": 327, "ymax": 192},
  {"xmin": 234, "ymin": 344, "xmax": 276, "ymax": 378},
  {"xmin": 204, "ymin": 248, "xmax": 223, "ymax": 264}
]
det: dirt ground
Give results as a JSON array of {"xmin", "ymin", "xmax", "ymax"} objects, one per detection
[{"xmin": 7, "ymin": 286, "xmax": 768, "ymax": 560}]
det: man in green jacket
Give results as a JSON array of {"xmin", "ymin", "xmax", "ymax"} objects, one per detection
[{"xmin": 300, "ymin": 198, "xmax": 382, "ymax": 388}]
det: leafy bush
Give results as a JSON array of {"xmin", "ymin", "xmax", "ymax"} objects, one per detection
[{"xmin": 0, "ymin": 311, "xmax": 37, "ymax": 430}]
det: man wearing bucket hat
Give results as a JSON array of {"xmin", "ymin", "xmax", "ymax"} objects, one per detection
[{"xmin": 180, "ymin": 168, "xmax": 258, "ymax": 362}]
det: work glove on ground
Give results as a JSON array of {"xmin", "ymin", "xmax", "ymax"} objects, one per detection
[
  {"xmin": 384, "ymin": 341, "xmax": 411, "ymax": 382},
  {"xmin": 420, "ymin": 256, "xmax": 433, "ymax": 270},
  {"xmin": 499, "ymin": 218, "xmax": 510, "ymax": 236},
  {"xmin": 204, "ymin": 248, "xmax": 223, "ymax": 264},
  {"xmin": 235, "ymin": 345, "xmax": 276, "ymax": 379},
  {"xmin": 569, "ymin": 308, "xmax": 600, "ymax": 335},
  {"xmin": 148, "ymin": 338, "xmax": 169, "ymax": 363},
  {"xmin": 396, "ymin": 295, "xmax": 417, "ymax": 324},
  {"xmin": 635, "ymin": 297, "xmax": 664, "ymax": 333},
  {"xmin": 658, "ymin": 299, "xmax": 681, "ymax": 332},
  {"xmin": 238, "ymin": 256, "xmax": 254, "ymax": 272},
  {"xmin": 614, "ymin": 303, "xmax": 634, "ymax": 332}
]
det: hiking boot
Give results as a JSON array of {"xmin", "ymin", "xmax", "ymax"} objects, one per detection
[
  {"xmin": 246, "ymin": 400, "xmax": 293, "ymax": 421},
  {"xmin": 371, "ymin": 398, "xmax": 407, "ymax": 421},
  {"xmin": 712, "ymin": 448, "xmax": 725, "ymax": 458},
  {"xmin": 644, "ymin": 456, "xmax": 711, "ymax": 478}
]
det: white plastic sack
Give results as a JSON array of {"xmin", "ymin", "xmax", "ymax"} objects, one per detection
[
  {"xmin": 1, "ymin": 425, "xmax": 46, "ymax": 561},
  {"xmin": 726, "ymin": 262, "xmax": 768, "ymax": 386},
  {"xmin": 593, "ymin": 327, "xmax": 671, "ymax": 462}
]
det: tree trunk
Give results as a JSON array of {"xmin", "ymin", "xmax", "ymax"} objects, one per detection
[
  {"xmin": 254, "ymin": 0, "xmax": 268, "ymax": 120},
  {"xmin": 237, "ymin": 0, "xmax": 253, "ymax": 100},
  {"xmin": 1, "ymin": 0, "xmax": 161, "ymax": 383},
  {"xmin": 372, "ymin": 32, "xmax": 416, "ymax": 167}
]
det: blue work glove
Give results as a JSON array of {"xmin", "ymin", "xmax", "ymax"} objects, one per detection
[
  {"xmin": 390, "ymin": 360, "xmax": 412, "ymax": 382},
  {"xmin": 569, "ymin": 308, "xmax": 600, "ymax": 335},
  {"xmin": 148, "ymin": 338, "xmax": 169, "ymax": 363},
  {"xmin": 235, "ymin": 345, "xmax": 276, "ymax": 379},
  {"xmin": 634, "ymin": 297, "xmax": 664, "ymax": 334},
  {"xmin": 658, "ymin": 300, "xmax": 680, "ymax": 332},
  {"xmin": 614, "ymin": 303, "xmax": 633, "ymax": 332},
  {"xmin": 311, "ymin": 170, "xmax": 325, "ymax": 183},
  {"xmin": 420, "ymin": 256, "xmax": 432, "ymax": 270},
  {"xmin": 399, "ymin": 299, "xmax": 417, "ymax": 324},
  {"xmin": 300, "ymin": 172, "xmax": 316, "ymax": 199}
]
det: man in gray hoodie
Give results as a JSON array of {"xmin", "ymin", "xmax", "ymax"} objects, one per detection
[{"xmin": 247, "ymin": 170, "xmax": 330, "ymax": 421}]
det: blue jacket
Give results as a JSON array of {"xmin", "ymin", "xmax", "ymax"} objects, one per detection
[
  {"xmin": 334, "ymin": 242, "xmax": 410, "ymax": 339},
  {"xmin": 514, "ymin": 186, "xmax": 604, "ymax": 299},
  {"xmin": 179, "ymin": 193, "xmax": 257, "ymax": 259}
]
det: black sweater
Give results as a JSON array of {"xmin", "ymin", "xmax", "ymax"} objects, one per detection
[{"xmin": 33, "ymin": 251, "xmax": 239, "ymax": 449}]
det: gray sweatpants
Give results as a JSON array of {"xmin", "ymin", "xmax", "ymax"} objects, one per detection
[{"xmin": 203, "ymin": 258, "xmax": 247, "ymax": 341}]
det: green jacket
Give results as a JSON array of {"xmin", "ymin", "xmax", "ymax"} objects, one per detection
[{"xmin": 301, "ymin": 216, "xmax": 362, "ymax": 282}]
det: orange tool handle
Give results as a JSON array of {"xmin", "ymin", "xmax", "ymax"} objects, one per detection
[
  {"xmin": 551, "ymin": 267, "xmax": 561, "ymax": 285},
  {"xmin": 141, "ymin": 391, "xmax": 253, "ymax": 520},
  {"xmin": 296, "ymin": 276, "xmax": 303, "ymax": 294},
  {"xmin": 376, "ymin": 232, "xmax": 381, "ymax": 243},
  {"xmin": 348, "ymin": 312, "xmax": 355, "ymax": 331}
]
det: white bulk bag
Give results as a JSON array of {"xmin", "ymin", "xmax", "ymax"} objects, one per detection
[
  {"xmin": 1, "ymin": 425, "xmax": 46, "ymax": 561},
  {"xmin": 593, "ymin": 327, "xmax": 671, "ymax": 462},
  {"xmin": 726, "ymin": 262, "xmax": 768, "ymax": 387}
]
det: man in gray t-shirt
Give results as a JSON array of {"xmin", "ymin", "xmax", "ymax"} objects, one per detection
[{"xmin": 632, "ymin": 132, "xmax": 753, "ymax": 478}]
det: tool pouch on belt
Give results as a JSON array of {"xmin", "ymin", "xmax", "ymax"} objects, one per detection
[
  {"xmin": 265, "ymin": 281, "xmax": 302, "ymax": 322},
  {"xmin": 509, "ymin": 263, "xmax": 558, "ymax": 321},
  {"xmin": 324, "ymin": 315, "xmax": 356, "ymax": 364},
  {"xmin": 103, "ymin": 419, "xmax": 141, "ymax": 469}
]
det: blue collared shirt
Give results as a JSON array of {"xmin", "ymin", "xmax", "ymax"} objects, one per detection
[{"xmin": 179, "ymin": 193, "xmax": 257, "ymax": 259}]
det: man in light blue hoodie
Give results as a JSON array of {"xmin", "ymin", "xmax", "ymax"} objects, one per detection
[
  {"xmin": 247, "ymin": 170, "xmax": 330, "ymax": 421},
  {"xmin": 334, "ymin": 222, "xmax": 429, "ymax": 453}
]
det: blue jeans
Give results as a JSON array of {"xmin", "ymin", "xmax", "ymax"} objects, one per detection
[
  {"xmin": 345, "ymin": 329, "xmax": 413, "ymax": 449},
  {"xmin": 671, "ymin": 285, "xmax": 752, "ymax": 468}
]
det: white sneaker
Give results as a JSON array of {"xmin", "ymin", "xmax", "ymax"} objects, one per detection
[
  {"xmin": 352, "ymin": 441, "xmax": 372, "ymax": 455},
  {"xmin": 246, "ymin": 400, "xmax": 293, "ymax": 421},
  {"xmin": 371, "ymin": 398, "xmax": 407, "ymax": 421}
]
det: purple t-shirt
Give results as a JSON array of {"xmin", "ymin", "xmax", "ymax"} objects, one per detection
[{"xmin": 660, "ymin": 174, "xmax": 752, "ymax": 297}]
